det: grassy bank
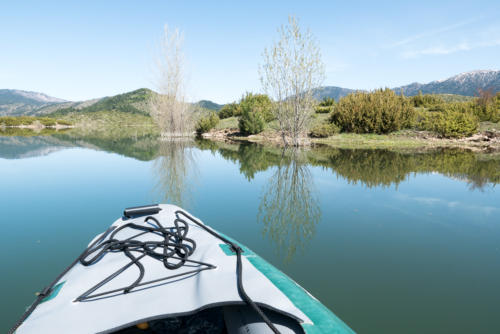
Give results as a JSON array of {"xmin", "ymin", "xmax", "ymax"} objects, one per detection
[
  {"xmin": 55, "ymin": 110, "xmax": 159, "ymax": 136},
  {"xmin": 205, "ymin": 115, "xmax": 500, "ymax": 151},
  {"xmin": 0, "ymin": 116, "xmax": 72, "ymax": 127}
]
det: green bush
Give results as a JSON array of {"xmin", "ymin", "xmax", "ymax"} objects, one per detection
[
  {"xmin": 472, "ymin": 90, "xmax": 500, "ymax": 122},
  {"xmin": 319, "ymin": 97, "xmax": 335, "ymax": 106},
  {"xmin": 238, "ymin": 107, "xmax": 265, "ymax": 135},
  {"xmin": 0, "ymin": 116, "xmax": 72, "ymax": 127},
  {"xmin": 218, "ymin": 103, "xmax": 240, "ymax": 119},
  {"xmin": 309, "ymin": 123, "xmax": 340, "ymax": 138},
  {"xmin": 56, "ymin": 119, "xmax": 73, "ymax": 126},
  {"xmin": 239, "ymin": 93, "xmax": 274, "ymax": 122},
  {"xmin": 330, "ymin": 89, "xmax": 416, "ymax": 134},
  {"xmin": 38, "ymin": 117, "xmax": 57, "ymax": 126},
  {"xmin": 315, "ymin": 106, "xmax": 333, "ymax": 114},
  {"xmin": 410, "ymin": 91, "xmax": 444, "ymax": 107},
  {"xmin": 315, "ymin": 97, "xmax": 335, "ymax": 113},
  {"xmin": 418, "ymin": 104, "xmax": 478, "ymax": 138},
  {"xmin": 0, "ymin": 116, "xmax": 35, "ymax": 126},
  {"xmin": 195, "ymin": 112, "xmax": 219, "ymax": 135}
]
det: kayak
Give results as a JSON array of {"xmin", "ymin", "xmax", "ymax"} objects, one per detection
[{"xmin": 10, "ymin": 204, "xmax": 354, "ymax": 334}]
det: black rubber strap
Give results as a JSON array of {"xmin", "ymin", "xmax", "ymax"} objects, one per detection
[{"xmin": 175, "ymin": 210, "xmax": 281, "ymax": 334}]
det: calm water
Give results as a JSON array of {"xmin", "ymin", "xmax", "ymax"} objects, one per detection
[{"xmin": 1, "ymin": 134, "xmax": 499, "ymax": 333}]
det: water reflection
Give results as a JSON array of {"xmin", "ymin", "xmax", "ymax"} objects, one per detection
[
  {"xmin": 258, "ymin": 148, "xmax": 320, "ymax": 262},
  {"xmin": 2, "ymin": 132, "xmax": 497, "ymax": 193},
  {"xmin": 1, "ymin": 134, "xmax": 498, "ymax": 262},
  {"xmin": 152, "ymin": 139, "xmax": 198, "ymax": 208},
  {"xmin": 307, "ymin": 147, "xmax": 499, "ymax": 190},
  {"xmin": 216, "ymin": 143, "xmax": 281, "ymax": 181}
]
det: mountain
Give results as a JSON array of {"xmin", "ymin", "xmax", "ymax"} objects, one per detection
[
  {"xmin": 393, "ymin": 70, "xmax": 500, "ymax": 96},
  {"xmin": 0, "ymin": 89, "xmax": 67, "ymax": 116},
  {"xmin": 312, "ymin": 86, "xmax": 357, "ymax": 101},
  {"xmin": 0, "ymin": 88, "xmax": 223, "ymax": 117},
  {"xmin": 47, "ymin": 88, "xmax": 154, "ymax": 116},
  {"xmin": 314, "ymin": 70, "xmax": 500, "ymax": 101},
  {"xmin": 195, "ymin": 100, "xmax": 223, "ymax": 111}
]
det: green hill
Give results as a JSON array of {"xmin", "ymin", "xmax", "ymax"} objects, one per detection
[
  {"xmin": 49, "ymin": 88, "xmax": 153, "ymax": 116},
  {"xmin": 47, "ymin": 89, "xmax": 223, "ymax": 117},
  {"xmin": 195, "ymin": 100, "xmax": 223, "ymax": 111}
]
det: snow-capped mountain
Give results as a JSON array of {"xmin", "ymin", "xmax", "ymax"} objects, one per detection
[{"xmin": 394, "ymin": 70, "xmax": 500, "ymax": 96}]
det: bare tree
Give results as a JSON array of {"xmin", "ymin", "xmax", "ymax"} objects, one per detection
[
  {"xmin": 260, "ymin": 16, "xmax": 325, "ymax": 146},
  {"xmin": 149, "ymin": 25, "xmax": 193, "ymax": 137}
]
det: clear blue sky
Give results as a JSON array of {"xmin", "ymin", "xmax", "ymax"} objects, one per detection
[{"xmin": 1, "ymin": 0, "xmax": 499, "ymax": 103}]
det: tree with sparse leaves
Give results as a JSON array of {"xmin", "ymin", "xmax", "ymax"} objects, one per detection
[
  {"xmin": 260, "ymin": 16, "xmax": 325, "ymax": 146},
  {"xmin": 149, "ymin": 25, "xmax": 193, "ymax": 137}
]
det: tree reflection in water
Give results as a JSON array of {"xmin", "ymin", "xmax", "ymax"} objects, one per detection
[
  {"xmin": 152, "ymin": 139, "xmax": 198, "ymax": 208},
  {"xmin": 258, "ymin": 148, "xmax": 321, "ymax": 263}
]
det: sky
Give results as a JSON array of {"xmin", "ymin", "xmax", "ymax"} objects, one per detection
[{"xmin": 0, "ymin": 0, "xmax": 499, "ymax": 103}]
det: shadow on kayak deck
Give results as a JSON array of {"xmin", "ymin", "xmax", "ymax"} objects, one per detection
[{"xmin": 113, "ymin": 305, "xmax": 305, "ymax": 334}]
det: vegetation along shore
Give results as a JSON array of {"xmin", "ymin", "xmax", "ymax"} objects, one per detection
[{"xmin": 1, "ymin": 86, "xmax": 500, "ymax": 152}]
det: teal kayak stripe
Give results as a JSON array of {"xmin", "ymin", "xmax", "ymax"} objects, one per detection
[
  {"xmin": 246, "ymin": 255, "xmax": 354, "ymax": 334},
  {"xmin": 40, "ymin": 281, "xmax": 65, "ymax": 303},
  {"xmin": 217, "ymin": 236, "xmax": 355, "ymax": 334}
]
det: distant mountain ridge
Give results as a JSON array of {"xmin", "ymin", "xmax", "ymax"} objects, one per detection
[
  {"xmin": 0, "ymin": 88, "xmax": 223, "ymax": 116},
  {"xmin": 0, "ymin": 89, "xmax": 67, "ymax": 116},
  {"xmin": 311, "ymin": 86, "xmax": 356, "ymax": 101},
  {"xmin": 393, "ymin": 70, "xmax": 500, "ymax": 96},
  {"xmin": 313, "ymin": 70, "xmax": 500, "ymax": 101},
  {"xmin": 195, "ymin": 100, "xmax": 223, "ymax": 111},
  {"xmin": 2, "ymin": 70, "xmax": 499, "ymax": 116}
]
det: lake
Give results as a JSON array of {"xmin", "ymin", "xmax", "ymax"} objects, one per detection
[{"xmin": 1, "ymin": 133, "xmax": 499, "ymax": 333}]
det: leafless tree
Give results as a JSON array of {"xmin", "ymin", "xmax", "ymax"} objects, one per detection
[
  {"xmin": 149, "ymin": 25, "xmax": 194, "ymax": 137},
  {"xmin": 260, "ymin": 16, "xmax": 325, "ymax": 146}
]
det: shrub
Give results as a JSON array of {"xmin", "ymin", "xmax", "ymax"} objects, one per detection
[
  {"xmin": 410, "ymin": 91, "xmax": 444, "ymax": 107},
  {"xmin": 218, "ymin": 102, "xmax": 240, "ymax": 119},
  {"xmin": 238, "ymin": 107, "xmax": 265, "ymax": 135},
  {"xmin": 239, "ymin": 93, "xmax": 274, "ymax": 122},
  {"xmin": 319, "ymin": 97, "xmax": 335, "ymax": 106},
  {"xmin": 0, "ymin": 116, "xmax": 71, "ymax": 127},
  {"xmin": 472, "ymin": 89, "xmax": 500, "ymax": 122},
  {"xmin": 418, "ymin": 104, "xmax": 478, "ymax": 138},
  {"xmin": 56, "ymin": 119, "xmax": 73, "ymax": 126},
  {"xmin": 309, "ymin": 123, "xmax": 340, "ymax": 138},
  {"xmin": 195, "ymin": 112, "xmax": 219, "ymax": 135},
  {"xmin": 315, "ymin": 106, "xmax": 332, "ymax": 113},
  {"xmin": 38, "ymin": 117, "xmax": 57, "ymax": 126},
  {"xmin": 330, "ymin": 88, "xmax": 416, "ymax": 134},
  {"xmin": 0, "ymin": 116, "xmax": 36, "ymax": 126},
  {"xmin": 315, "ymin": 97, "xmax": 335, "ymax": 113}
]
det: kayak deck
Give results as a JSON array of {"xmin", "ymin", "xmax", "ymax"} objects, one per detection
[{"xmin": 12, "ymin": 204, "xmax": 354, "ymax": 334}]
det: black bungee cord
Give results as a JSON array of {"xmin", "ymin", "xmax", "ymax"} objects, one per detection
[{"xmin": 9, "ymin": 209, "xmax": 280, "ymax": 334}]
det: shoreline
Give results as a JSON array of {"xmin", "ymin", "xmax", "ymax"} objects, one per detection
[
  {"xmin": 202, "ymin": 128, "xmax": 500, "ymax": 152},
  {"xmin": 1, "ymin": 124, "xmax": 75, "ymax": 130}
]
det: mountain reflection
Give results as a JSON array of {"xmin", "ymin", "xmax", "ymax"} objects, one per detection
[
  {"xmin": 2, "ymin": 132, "xmax": 497, "ymax": 192},
  {"xmin": 258, "ymin": 148, "xmax": 321, "ymax": 262}
]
